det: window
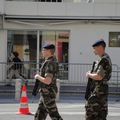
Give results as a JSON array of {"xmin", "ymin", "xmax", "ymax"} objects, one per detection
[
  {"xmin": 6, "ymin": 0, "xmax": 62, "ymax": 2},
  {"xmin": 7, "ymin": 30, "xmax": 37, "ymax": 78},
  {"xmin": 58, "ymin": 0, "xmax": 62, "ymax": 2},
  {"xmin": 8, "ymin": 31, "xmax": 37, "ymax": 62},
  {"xmin": 46, "ymin": 0, "xmax": 51, "ymax": 2},
  {"xmin": 74, "ymin": 0, "xmax": 94, "ymax": 3},
  {"xmin": 36, "ymin": 0, "xmax": 62, "ymax": 2},
  {"xmin": 7, "ymin": 30, "xmax": 69, "ymax": 63},
  {"xmin": 7, "ymin": 30, "xmax": 69, "ymax": 79},
  {"xmin": 41, "ymin": 31, "xmax": 69, "ymax": 63},
  {"xmin": 109, "ymin": 32, "xmax": 120, "ymax": 47}
]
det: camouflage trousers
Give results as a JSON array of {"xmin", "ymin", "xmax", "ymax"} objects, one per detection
[
  {"xmin": 85, "ymin": 94, "xmax": 108, "ymax": 120},
  {"xmin": 34, "ymin": 88, "xmax": 63, "ymax": 120}
]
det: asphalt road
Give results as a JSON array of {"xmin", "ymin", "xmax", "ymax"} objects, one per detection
[
  {"xmin": 0, "ymin": 84, "xmax": 120, "ymax": 120},
  {"xmin": 0, "ymin": 100, "xmax": 120, "ymax": 120}
]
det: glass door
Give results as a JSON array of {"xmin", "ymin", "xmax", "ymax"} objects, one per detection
[
  {"xmin": 7, "ymin": 30, "xmax": 70, "ymax": 79},
  {"xmin": 7, "ymin": 30, "xmax": 37, "ymax": 78}
]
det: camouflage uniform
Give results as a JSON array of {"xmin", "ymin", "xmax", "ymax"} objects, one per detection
[
  {"xmin": 34, "ymin": 56, "xmax": 63, "ymax": 120},
  {"xmin": 85, "ymin": 53, "xmax": 112, "ymax": 120}
]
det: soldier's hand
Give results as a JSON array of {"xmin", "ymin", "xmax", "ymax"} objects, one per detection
[
  {"xmin": 86, "ymin": 71, "xmax": 90, "ymax": 78},
  {"xmin": 34, "ymin": 74, "xmax": 40, "ymax": 80}
]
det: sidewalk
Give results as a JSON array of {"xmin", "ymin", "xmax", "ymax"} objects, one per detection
[
  {"xmin": 0, "ymin": 84, "xmax": 120, "ymax": 103},
  {"xmin": 0, "ymin": 84, "xmax": 120, "ymax": 120}
]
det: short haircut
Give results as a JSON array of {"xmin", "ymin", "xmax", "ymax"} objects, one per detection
[{"xmin": 49, "ymin": 49, "xmax": 55, "ymax": 55}]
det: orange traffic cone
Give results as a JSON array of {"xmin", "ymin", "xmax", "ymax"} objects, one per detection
[{"xmin": 17, "ymin": 84, "xmax": 31, "ymax": 115}]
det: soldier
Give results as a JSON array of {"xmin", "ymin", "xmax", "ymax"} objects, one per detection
[
  {"xmin": 33, "ymin": 44, "xmax": 63, "ymax": 120},
  {"xmin": 85, "ymin": 39, "xmax": 112, "ymax": 120}
]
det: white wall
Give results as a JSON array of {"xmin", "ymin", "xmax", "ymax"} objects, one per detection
[
  {"xmin": 0, "ymin": 30, "xmax": 7, "ymax": 62},
  {"xmin": 0, "ymin": 30, "xmax": 7, "ymax": 82},
  {"xmin": 0, "ymin": 0, "xmax": 5, "ymax": 14},
  {"xmin": 69, "ymin": 24, "xmax": 120, "ymax": 66},
  {"xmin": 68, "ymin": 23, "xmax": 120, "ymax": 83},
  {"xmin": 4, "ymin": 21, "xmax": 120, "ymax": 66},
  {"xmin": 5, "ymin": 1, "xmax": 120, "ymax": 17}
]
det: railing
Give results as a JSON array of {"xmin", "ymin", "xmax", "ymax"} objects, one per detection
[
  {"xmin": 59, "ymin": 63, "xmax": 120, "ymax": 94},
  {"xmin": 0, "ymin": 62, "xmax": 120, "ymax": 94},
  {"xmin": 59, "ymin": 63, "xmax": 120, "ymax": 84}
]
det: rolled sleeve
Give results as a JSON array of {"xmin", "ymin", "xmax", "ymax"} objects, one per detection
[
  {"xmin": 45, "ymin": 62, "xmax": 54, "ymax": 79},
  {"xmin": 96, "ymin": 65, "xmax": 106, "ymax": 78},
  {"xmin": 96, "ymin": 57, "xmax": 112, "ymax": 79},
  {"xmin": 45, "ymin": 73, "xmax": 53, "ymax": 78}
]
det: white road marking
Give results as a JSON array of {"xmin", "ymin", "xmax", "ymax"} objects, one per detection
[{"xmin": 0, "ymin": 111, "xmax": 120, "ymax": 117}]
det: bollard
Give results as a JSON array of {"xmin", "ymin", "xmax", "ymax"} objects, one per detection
[
  {"xmin": 56, "ymin": 79, "xmax": 61, "ymax": 102},
  {"xmin": 15, "ymin": 79, "xmax": 22, "ymax": 101}
]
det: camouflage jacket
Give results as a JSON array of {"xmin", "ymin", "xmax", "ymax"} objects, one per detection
[
  {"xmin": 94, "ymin": 53, "xmax": 112, "ymax": 81},
  {"xmin": 40, "ymin": 56, "xmax": 59, "ymax": 87},
  {"xmin": 32, "ymin": 56, "xmax": 59, "ymax": 96},
  {"xmin": 91, "ymin": 53, "xmax": 112, "ymax": 96}
]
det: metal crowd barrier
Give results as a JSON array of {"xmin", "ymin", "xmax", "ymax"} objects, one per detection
[{"xmin": 0, "ymin": 62, "xmax": 120, "ymax": 95}]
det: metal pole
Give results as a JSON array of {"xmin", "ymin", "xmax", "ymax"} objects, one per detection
[
  {"xmin": 116, "ymin": 66, "xmax": 120, "ymax": 102},
  {"xmin": 37, "ymin": 30, "xmax": 40, "ymax": 73},
  {"xmin": 116, "ymin": 66, "xmax": 119, "ymax": 93}
]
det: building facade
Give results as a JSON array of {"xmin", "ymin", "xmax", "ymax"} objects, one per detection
[{"xmin": 0, "ymin": 0, "xmax": 120, "ymax": 83}]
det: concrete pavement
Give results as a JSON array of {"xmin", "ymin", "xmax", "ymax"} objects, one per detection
[
  {"xmin": 0, "ymin": 84, "xmax": 120, "ymax": 120},
  {"xmin": 0, "ymin": 99, "xmax": 120, "ymax": 120}
]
